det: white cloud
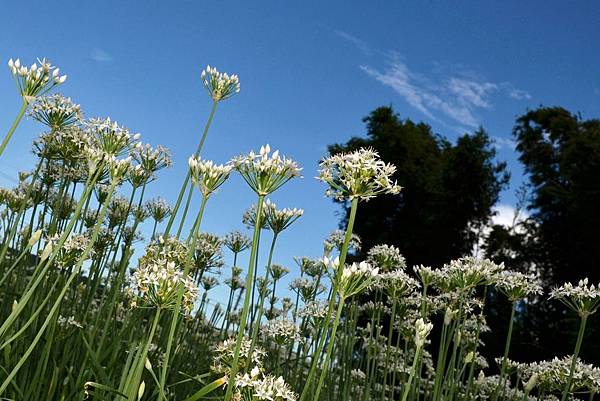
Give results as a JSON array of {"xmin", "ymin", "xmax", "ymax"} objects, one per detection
[
  {"xmin": 333, "ymin": 30, "xmax": 371, "ymax": 56},
  {"xmin": 361, "ymin": 58, "xmax": 492, "ymax": 128},
  {"xmin": 492, "ymin": 203, "xmax": 529, "ymax": 229},
  {"xmin": 492, "ymin": 135, "xmax": 517, "ymax": 150},
  {"xmin": 91, "ymin": 48, "xmax": 113, "ymax": 62},
  {"xmin": 509, "ymin": 88, "xmax": 532, "ymax": 100}
]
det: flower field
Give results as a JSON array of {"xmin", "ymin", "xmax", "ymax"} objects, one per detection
[{"xmin": 0, "ymin": 58, "xmax": 598, "ymax": 401}]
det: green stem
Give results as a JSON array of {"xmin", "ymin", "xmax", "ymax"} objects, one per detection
[
  {"xmin": 561, "ymin": 314, "xmax": 588, "ymax": 401},
  {"xmin": 164, "ymin": 100, "xmax": 218, "ymax": 237},
  {"xmin": 223, "ymin": 195, "xmax": 265, "ymax": 401},
  {"xmin": 494, "ymin": 301, "xmax": 517, "ymax": 401},
  {"xmin": 157, "ymin": 194, "xmax": 209, "ymax": 401},
  {"xmin": 0, "ymin": 101, "xmax": 27, "ymax": 159},
  {"xmin": 299, "ymin": 197, "xmax": 359, "ymax": 401}
]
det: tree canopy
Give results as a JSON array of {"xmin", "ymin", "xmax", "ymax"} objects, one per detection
[{"xmin": 328, "ymin": 106, "xmax": 509, "ymax": 266}]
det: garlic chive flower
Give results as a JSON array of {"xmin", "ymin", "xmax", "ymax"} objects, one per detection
[
  {"xmin": 201, "ymin": 65, "xmax": 240, "ymax": 102},
  {"xmin": 188, "ymin": 156, "xmax": 233, "ymax": 197},
  {"xmin": 323, "ymin": 229, "xmax": 361, "ymax": 255},
  {"xmin": 263, "ymin": 199, "xmax": 303, "ymax": 234},
  {"xmin": 550, "ymin": 278, "xmax": 600, "ymax": 316},
  {"xmin": 146, "ymin": 198, "xmax": 172, "ymax": 223},
  {"xmin": 366, "ymin": 244, "xmax": 406, "ymax": 272},
  {"xmin": 85, "ymin": 117, "xmax": 141, "ymax": 158},
  {"xmin": 231, "ymin": 145, "xmax": 302, "ymax": 196},
  {"xmin": 223, "ymin": 230, "xmax": 252, "ymax": 254},
  {"xmin": 317, "ymin": 147, "xmax": 402, "ymax": 201},
  {"xmin": 326, "ymin": 257, "xmax": 379, "ymax": 298},
  {"xmin": 132, "ymin": 143, "xmax": 172, "ymax": 182},
  {"xmin": 242, "ymin": 204, "xmax": 269, "ymax": 230},
  {"xmin": 496, "ymin": 271, "xmax": 543, "ymax": 302},
  {"xmin": 129, "ymin": 259, "xmax": 198, "ymax": 314},
  {"xmin": 107, "ymin": 156, "xmax": 132, "ymax": 183},
  {"xmin": 261, "ymin": 318, "xmax": 302, "ymax": 345},
  {"xmin": 29, "ymin": 94, "xmax": 82, "ymax": 130},
  {"xmin": 7, "ymin": 58, "xmax": 67, "ymax": 102},
  {"xmin": 212, "ymin": 337, "xmax": 266, "ymax": 376},
  {"xmin": 234, "ymin": 369, "xmax": 297, "ymax": 401},
  {"xmin": 414, "ymin": 318, "xmax": 433, "ymax": 347}
]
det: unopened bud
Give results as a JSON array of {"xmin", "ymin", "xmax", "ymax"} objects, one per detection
[
  {"xmin": 40, "ymin": 241, "xmax": 53, "ymax": 262},
  {"xmin": 27, "ymin": 229, "xmax": 43, "ymax": 248},
  {"xmin": 137, "ymin": 381, "xmax": 145, "ymax": 400}
]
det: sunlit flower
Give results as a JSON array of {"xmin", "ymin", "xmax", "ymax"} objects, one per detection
[
  {"xmin": 146, "ymin": 197, "xmax": 172, "ymax": 223},
  {"xmin": 223, "ymin": 230, "xmax": 252, "ymax": 254},
  {"xmin": 212, "ymin": 337, "xmax": 266, "ymax": 376},
  {"xmin": 231, "ymin": 145, "xmax": 302, "ymax": 196},
  {"xmin": 201, "ymin": 65, "xmax": 240, "ymax": 101},
  {"xmin": 129, "ymin": 259, "xmax": 198, "ymax": 314},
  {"xmin": 29, "ymin": 94, "xmax": 82, "ymax": 129},
  {"xmin": 317, "ymin": 147, "xmax": 401, "ymax": 201},
  {"xmin": 261, "ymin": 318, "xmax": 302, "ymax": 345},
  {"xmin": 263, "ymin": 199, "xmax": 303, "ymax": 234},
  {"xmin": 188, "ymin": 156, "xmax": 233, "ymax": 197},
  {"xmin": 496, "ymin": 271, "xmax": 543, "ymax": 302},
  {"xmin": 366, "ymin": 244, "xmax": 406, "ymax": 272},
  {"xmin": 85, "ymin": 117, "xmax": 141, "ymax": 158},
  {"xmin": 414, "ymin": 318, "xmax": 433, "ymax": 347},
  {"xmin": 7, "ymin": 58, "xmax": 66, "ymax": 101},
  {"xmin": 550, "ymin": 278, "xmax": 600, "ymax": 316},
  {"xmin": 326, "ymin": 257, "xmax": 379, "ymax": 298}
]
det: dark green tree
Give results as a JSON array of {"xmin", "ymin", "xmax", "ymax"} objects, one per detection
[
  {"xmin": 485, "ymin": 106, "xmax": 600, "ymax": 362},
  {"xmin": 328, "ymin": 106, "xmax": 509, "ymax": 267}
]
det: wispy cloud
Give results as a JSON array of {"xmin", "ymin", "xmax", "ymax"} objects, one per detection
[
  {"xmin": 361, "ymin": 57, "xmax": 492, "ymax": 128},
  {"xmin": 508, "ymin": 88, "xmax": 532, "ymax": 100},
  {"xmin": 492, "ymin": 135, "xmax": 517, "ymax": 150},
  {"xmin": 361, "ymin": 54, "xmax": 531, "ymax": 129},
  {"xmin": 333, "ymin": 30, "xmax": 371, "ymax": 56},
  {"xmin": 91, "ymin": 48, "xmax": 113, "ymax": 62}
]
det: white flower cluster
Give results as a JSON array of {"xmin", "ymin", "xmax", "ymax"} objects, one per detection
[
  {"xmin": 224, "ymin": 230, "xmax": 252, "ymax": 254},
  {"xmin": 235, "ymin": 366, "xmax": 297, "ymax": 401},
  {"xmin": 435, "ymin": 257, "xmax": 504, "ymax": 292},
  {"xmin": 414, "ymin": 318, "xmax": 433, "ymax": 348},
  {"xmin": 511, "ymin": 356, "xmax": 600, "ymax": 393},
  {"xmin": 129, "ymin": 260, "xmax": 198, "ymax": 314},
  {"xmin": 57, "ymin": 315, "xmax": 83, "ymax": 329},
  {"xmin": 550, "ymin": 278, "xmax": 600, "ymax": 315},
  {"xmin": 297, "ymin": 300, "xmax": 329, "ymax": 320},
  {"xmin": 146, "ymin": 197, "xmax": 172, "ymax": 223},
  {"xmin": 261, "ymin": 318, "xmax": 302, "ymax": 344},
  {"xmin": 263, "ymin": 199, "xmax": 303, "ymax": 234},
  {"xmin": 29, "ymin": 94, "xmax": 82, "ymax": 130},
  {"xmin": 317, "ymin": 148, "xmax": 402, "ymax": 201},
  {"xmin": 496, "ymin": 271, "xmax": 543, "ymax": 302},
  {"xmin": 51, "ymin": 232, "xmax": 94, "ymax": 269},
  {"xmin": 85, "ymin": 117, "xmax": 141, "ymax": 158},
  {"xmin": 188, "ymin": 156, "xmax": 233, "ymax": 197},
  {"xmin": 379, "ymin": 269, "xmax": 420, "ymax": 297},
  {"xmin": 232, "ymin": 145, "xmax": 302, "ymax": 196},
  {"xmin": 212, "ymin": 337, "xmax": 266, "ymax": 376},
  {"xmin": 201, "ymin": 65, "xmax": 240, "ymax": 102},
  {"xmin": 366, "ymin": 244, "xmax": 406, "ymax": 272},
  {"xmin": 327, "ymin": 257, "xmax": 379, "ymax": 298},
  {"xmin": 323, "ymin": 229, "xmax": 361, "ymax": 255},
  {"xmin": 8, "ymin": 58, "xmax": 66, "ymax": 100},
  {"xmin": 132, "ymin": 143, "xmax": 172, "ymax": 180}
]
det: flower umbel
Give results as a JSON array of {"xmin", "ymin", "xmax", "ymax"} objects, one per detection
[{"xmin": 318, "ymin": 147, "xmax": 402, "ymax": 201}]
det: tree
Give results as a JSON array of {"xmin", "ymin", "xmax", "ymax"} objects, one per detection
[
  {"xmin": 328, "ymin": 106, "xmax": 509, "ymax": 267},
  {"xmin": 485, "ymin": 106, "xmax": 600, "ymax": 362}
]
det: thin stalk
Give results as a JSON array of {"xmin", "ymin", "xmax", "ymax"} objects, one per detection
[
  {"xmin": 0, "ymin": 101, "xmax": 27, "ymax": 159},
  {"xmin": 223, "ymin": 194, "xmax": 265, "ymax": 401},
  {"xmin": 164, "ymin": 100, "xmax": 218, "ymax": 237},
  {"xmin": 561, "ymin": 314, "xmax": 588, "ymax": 401}
]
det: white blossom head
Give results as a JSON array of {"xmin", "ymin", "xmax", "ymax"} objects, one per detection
[
  {"xmin": 414, "ymin": 318, "xmax": 433, "ymax": 348},
  {"xmin": 29, "ymin": 94, "xmax": 82, "ymax": 130},
  {"xmin": 263, "ymin": 199, "xmax": 303, "ymax": 234},
  {"xmin": 318, "ymin": 147, "xmax": 402, "ymax": 201},
  {"xmin": 7, "ymin": 58, "xmax": 66, "ymax": 101},
  {"xmin": 231, "ymin": 145, "xmax": 302, "ymax": 196},
  {"xmin": 201, "ymin": 65, "xmax": 240, "ymax": 102},
  {"xmin": 188, "ymin": 156, "xmax": 233, "ymax": 197},
  {"xmin": 496, "ymin": 271, "xmax": 543, "ymax": 302},
  {"xmin": 550, "ymin": 278, "xmax": 600, "ymax": 316}
]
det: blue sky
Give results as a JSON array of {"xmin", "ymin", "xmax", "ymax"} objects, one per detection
[{"xmin": 1, "ymin": 1, "xmax": 599, "ymax": 305}]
